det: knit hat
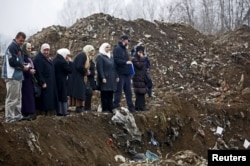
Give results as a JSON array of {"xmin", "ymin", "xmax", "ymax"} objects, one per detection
[
  {"xmin": 57, "ymin": 48, "xmax": 70, "ymax": 59},
  {"xmin": 40, "ymin": 43, "xmax": 50, "ymax": 52},
  {"xmin": 83, "ymin": 45, "xmax": 95, "ymax": 53},
  {"xmin": 136, "ymin": 45, "xmax": 144, "ymax": 52}
]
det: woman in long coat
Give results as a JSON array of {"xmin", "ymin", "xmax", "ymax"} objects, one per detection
[
  {"xmin": 69, "ymin": 45, "xmax": 95, "ymax": 113},
  {"xmin": 132, "ymin": 46, "xmax": 148, "ymax": 111},
  {"xmin": 53, "ymin": 48, "xmax": 73, "ymax": 116},
  {"xmin": 96, "ymin": 43, "xmax": 118, "ymax": 113},
  {"xmin": 33, "ymin": 43, "xmax": 58, "ymax": 115},
  {"xmin": 21, "ymin": 42, "xmax": 36, "ymax": 118},
  {"xmin": 84, "ymin": 58, "xmax": 97, "ymax": 111}
]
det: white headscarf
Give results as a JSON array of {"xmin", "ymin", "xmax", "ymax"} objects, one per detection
[
  {"xmin": 57, "ymin": 48, "xmax": 70, "ymax": 59},
  {"xmin": 40, "ymin": 43, "xmax": 50, "ymax": 52},
  {"xmin": 99, "ymin": 43, "xmax": 111, "ymax": 58}
]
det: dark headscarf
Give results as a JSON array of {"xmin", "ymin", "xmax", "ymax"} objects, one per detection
[{"xmin": 21, "ymin": 42, "xmax": 31, "ymax": 57}]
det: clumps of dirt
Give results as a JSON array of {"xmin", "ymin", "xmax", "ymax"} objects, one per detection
[{"xmin": 0, "ymin": 13, "xmax": 250, "ymax": 165}]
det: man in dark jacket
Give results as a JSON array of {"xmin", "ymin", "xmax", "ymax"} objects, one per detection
[{"xmin": 113, "ymin": 35, "xmax": 136, "ymax": 112}]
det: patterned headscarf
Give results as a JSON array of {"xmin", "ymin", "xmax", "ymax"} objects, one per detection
[{"xmin": 21, "ymin": 42, "xmax": 32, "ymax": 57}]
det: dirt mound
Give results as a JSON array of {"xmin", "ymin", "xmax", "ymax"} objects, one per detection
[{"xmin": 1, "ymin": 13, "xmax": 250, "ymax": 165}]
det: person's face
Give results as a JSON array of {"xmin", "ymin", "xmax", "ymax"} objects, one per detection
[
  {"xmin": 105, "ymin": 45, "xmax": 111, "ymax": 53},
  {"xmin": 138, "ymin": 51, "xmax": 144, "ymax": 56},
  {"xmin": 42, "ymin": 48, "xmax": 50, "ymax": 57},
  {"xmin": 16, "ymin": 36, "xmax": 25, "ymax": 46},
  {"xmin": 89, "ymin": 49, "xmax": 95, "ymax": 56},
  {"xmin": 26, "ymin": 44, "xmax": 32, "ymax": 53},
  {"xmin": 123, "ymin": 39, "xmax": 129, "ymax": 47}
]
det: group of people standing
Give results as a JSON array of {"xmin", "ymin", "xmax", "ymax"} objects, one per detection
[{"xmin": 1, "ymin": 32, "xmax": 154, "ymax": 123}]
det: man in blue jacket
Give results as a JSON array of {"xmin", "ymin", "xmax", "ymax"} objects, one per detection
[
  {"xmin": 113, "ymin": 35, "xmax": 136, "ymax": 112},
  {"xmin": 1, "ymin": 32, "xmax": 29, "ymax": 123}
]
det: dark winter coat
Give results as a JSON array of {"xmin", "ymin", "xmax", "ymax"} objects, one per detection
[
  {"xmin": 33, "ymin": 52, "xmax": 58, "ymax": 111},
  {"xmin": 87, "ymin": 59, "xmax": 97, "ymax": 90},
  {"xmin": 132, "ymin": 54, "xmax": 147, "ymax": 94},
  {"xmin": 96, "ymin": 54, "xmax": 117, "ymax": 91},
  {"xmin": 53, "ymin": 54, "xmax": 73, "ymax": 102},
  {"xmin": 113, "ymin": 42, "xmax": 130, "ymax": 75},
  {"xmin": 21, "ymin": 55, "xmax": 36, "ymax": 115},
  {"xmin": 70, "ymin": 52, "xmax": 88, "ymax": 100}
]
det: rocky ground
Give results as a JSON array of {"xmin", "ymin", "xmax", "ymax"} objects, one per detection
[{"xmin": 0, "ymin": 13, "xmax": 250, "ymax": 165}]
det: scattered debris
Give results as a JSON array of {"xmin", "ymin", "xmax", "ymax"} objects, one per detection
[{"xmin": 0, "ymin": 13, "xmax": 250, "ymax": 165}]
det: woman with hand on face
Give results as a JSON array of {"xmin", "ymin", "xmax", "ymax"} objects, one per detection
[
  {"xmin": 53, "ymin": 48, "xmax": 73, "ymax": 116},
  {"xmin": 33, "ymin": 43, "xmax": 58, "ymax": 116},
  {"xmin": 96, "ymin": 43, "xmax": 118, "ymax": 113},
  {"xmin": 132, "ymin": 46, "xmax": 148, "ymax": 111},
  {"xmin": 69, "ymin": 45, "xmax": 95, "ymax": 113},
  {"xmin": 21, "ymin": 42, "xmax": 36, "ymax": 120}
]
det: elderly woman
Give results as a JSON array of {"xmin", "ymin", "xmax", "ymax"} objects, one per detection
[
  {"xmin": 96, "ymin": 43, "xmax": 118, "ymax": 113},
  {"xmin": 21, "ymin": 42, "xmax": 36, "ymax": 119},
  {"xmin": 69, "ymin": 45, "xmax": 95, "ymax": 113},
  {"xmin": 53, "ymin": 48, "xmax": 73, "ymax": 116},
  {"xmin": 33, "ymin": 43, "xmax": 58, "ymax": 115}
]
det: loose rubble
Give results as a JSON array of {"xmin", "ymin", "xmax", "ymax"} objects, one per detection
[{"xmin": 0, "ymin": 13, "xmax": 250, "ymax": 165}]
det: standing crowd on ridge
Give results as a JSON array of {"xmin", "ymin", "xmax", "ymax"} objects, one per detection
[{"xmin": 1, "ymin": 32, "xmax": 155, "ymax": 123}]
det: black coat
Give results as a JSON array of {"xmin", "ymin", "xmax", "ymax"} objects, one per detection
[
  {"xmin": 132, "ymin": 54, "xmax": 147, "ymax": 94},
  {"xmin": 96, "ymin": 54, "xmax": 117, "ymax": 91},
  {"xmin": 113, "ymin": 42, "xmax": 130, "ymax": 75},
  {"xmin": 70, "ymin": 52, "xmax": 88, "ymax": 100},
  {"xmin": 33, "ymin": 52, "xmax": 58, "ymax": 110},
  {"xmin": 53, "ymin": 54, "xmax": 73, "ymax": 102},
  {"xmin": 87, "ymin": 59, "xmax": 97, "ymax": 90}
]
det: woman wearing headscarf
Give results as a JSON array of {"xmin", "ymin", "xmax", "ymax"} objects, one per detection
[
  {"xmin": 96, "ymin": 43, "xmax": 118, "ymax": 113},
  {"xmin": 53, "ymin": 48, "xmax": 73, "ymax": 116},
  {"xmin": 33, "ymin": 43, "xmax": 58, "ymax": 115},
  {"xmin": 132, "ymin": 46, "xmax": 148, "ymax": 111},
  {"xmin": 69, "ymin": 45, "xmax": 95, "ymax": 113},
  {"xmin": 21, "ymin": 42, "xmax": 36, "ymax": 119},
  {"xmin": 84, "ymin": 50, "xmax": 97, "ymax": 111}
]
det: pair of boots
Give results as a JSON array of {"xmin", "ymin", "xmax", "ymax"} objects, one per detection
[
  {"xmin": 75, "ymin": 106, "xmax": 84, "ymax": 113},
  {"xmin": 135, "ymin": 107, "xmax": 149, "ymax": 111},
  {"xmin": 75, "ymin": 106, "xmax": 95, "ymax": 113},
  {"xmin": 148, "ymin": 88, "xmax": 156, "ymax": 98}
]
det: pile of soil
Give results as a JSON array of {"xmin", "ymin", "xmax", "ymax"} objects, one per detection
[{"xmin": 0, "ymin": 13, "xmax": 250, "ymax": 165}]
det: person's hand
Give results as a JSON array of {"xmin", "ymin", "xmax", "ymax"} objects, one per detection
[
  {"xmin": 102, "ymin": 78, "xmax": 107, "ymax": 83},
  {"xmin": 66, "ymin": 56, "xmax": 72, "ymax": 62},
  {"xmin": 23, "ymin": 65, "xmax": 29, "ymax": 71},
  {"xmin": 30, "ymin": 69, "xmax": 36, "ymax": 75},
  {"xmin": 138, "ymin": 52, "xmax": 144, "ymax": 57},
  {"xmin": 116, "ymin": 77, "xmax": 119, "ymax": 82},
  {"xmin": 126, "ymin": 61, "xmax": 132, "ymax": 64},
  {"xmin": 87, "ymin": 70, "xmax": 91, "ymax": 75},
  {"xmin": 42, "ymin": 83, "xmax": 47, "ymax": 88}
]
